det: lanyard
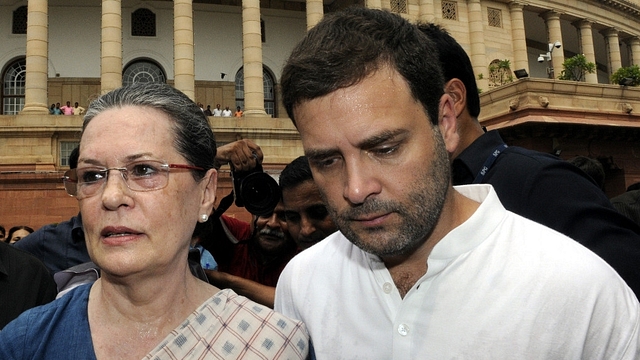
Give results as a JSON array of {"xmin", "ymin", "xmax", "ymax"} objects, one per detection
[{"xmin": 472, "ymin": 144, "xmax": 508, "ymax": 184}]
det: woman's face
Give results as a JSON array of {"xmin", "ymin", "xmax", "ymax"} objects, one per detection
[
  {"xmin": 77, "ymin": 105, "xmax": 217, "ymax": 278},
  {"xmin": 9, "ymin": 229, "xmax": 31, "ymax": 244}
]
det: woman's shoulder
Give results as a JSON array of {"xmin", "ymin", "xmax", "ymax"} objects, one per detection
[{"xmin": 144, "ymin": 289, "xmax": 309, "ymax": 359}]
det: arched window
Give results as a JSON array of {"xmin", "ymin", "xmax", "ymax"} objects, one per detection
[
  {"xmin": 131, "ymin": 8, "xmax": 156, "ymax": 37},
  {"xmin": 2, "ymin": 58, "xmax": 26, "ymax": 115},
  {"xmin": 235, "ymin": 67, "xmax": 276, "ymax": 117},
  {"xmin": 12, "ymin": 6, "xmax": 27, "ymax": 34},
  {"xmin": 122, "ymin": 60, "xmax": 166, "ymax": 86}
]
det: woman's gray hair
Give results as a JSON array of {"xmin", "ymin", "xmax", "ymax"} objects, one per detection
[{"xmin": 83, "ymin": 83, "xmax": 216, "ymax": 181}]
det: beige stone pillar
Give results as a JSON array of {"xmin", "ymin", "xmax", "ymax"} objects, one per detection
[
  {"xmin": 468, "ymin": 0, "xmax": 488, "ymax": 90},
  {"xmin": 21, "ymin": 0, "xmax": 49, "ymax": 114},
  {"xmin": 628, "ymin": 37, "xmax": 640, "ymax": 66},
  {"xmin": 381, "ymin": 0, "xmax": 391, "ymax": 10},
  {"xmin": 366, "ymin": 0, "xmax": 382, "ymax": 10},
  {"xmin": 101, "ymin": 0, "xmax": 122, "ymax": 93},
  {"xmin": 174, "ymin": 0, "xmax": 195, "ymax": 100},
  {"xmin": 541, "ymin": 11, "xmax": 564, "ymax": 79},
  {"xmin": 602, "ymin": 28, "xmax": 622, "ymax": 78},
  {"xmin": 242, "ymin": 0, "xmax": 267, "ymax": 117},
  {"xmin": 419, "ymin": 0, "xmax": 434, "ymax": 22},
  {"xmin": 509, "ymin": 1, "xmax": 528, "ymax": 74},
  {"xmin": 306, "ymin": 0, "xmax": 323, "ymax": 30},
  {"xmin": 574, "ymin": 20, "xmax": 597, "ymax": 84}
]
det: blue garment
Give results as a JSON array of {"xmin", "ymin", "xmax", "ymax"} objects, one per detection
[
  {"xmin": 193, "ymin": 244, "xmax": 218, "ymax": 270},
  {"xmin": 0, "ymin": 284, "xmax": 95, "ymax": 359},
  {"xmin": 13, "ymin": 214, "xmax": 89, "ymax": 275}
]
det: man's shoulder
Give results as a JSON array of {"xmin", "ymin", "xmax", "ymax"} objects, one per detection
[
  {"xmin": 0, "ymin": 242, "xmax": 48, "ymax": 271},
  {"xmin": 284, "ymin": 232, "xmax": 361, "ymax": 272}
]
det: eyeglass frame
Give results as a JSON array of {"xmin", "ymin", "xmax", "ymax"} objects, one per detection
[{"xmin": 63, "ymin": 159, "xmax": 204, "ymax": 199}]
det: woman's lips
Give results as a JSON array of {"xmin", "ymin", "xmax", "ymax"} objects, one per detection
[{"xmin": 100, "ymin": 226, "xmax": 142, "ymax": 245}]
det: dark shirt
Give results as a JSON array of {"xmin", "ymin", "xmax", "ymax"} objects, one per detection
[
  {"xmin": 13, "ymin": 214, "xmax": 89, "ymax": 275},
  {"xmin": 0, "ymin": 241, "xmax": 57, "ymax": 329},
  {"xmin": 452, "ymin": 130, "xmax": 640, "ymax": 298},
  {"xmin": 0, "ymin": 283, "xmax": 95, "ymax": 359},
  {"xmin": 200, "ymin": 216, "xmax": 298, "ymax": 287},
  {"xmin": 611, "ymin": 190, "xmax": 640, "ymax": 226}
]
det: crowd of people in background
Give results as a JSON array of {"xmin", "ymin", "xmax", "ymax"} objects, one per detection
[
  {"xmin": 49, "ymin": 101, "xmax": 85, "ymax": 115},
  {"xmin": 2, "ymin": 8, "xmax": 640, "ymax": 359},
  {"xmin": 199, "ymin": 102, "xmax": 244, "ymax": 117}
]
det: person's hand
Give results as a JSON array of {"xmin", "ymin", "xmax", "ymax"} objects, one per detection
[
  {"xmin": 215, "ymin": 139, "xmax": 264, "ymax": 172},
  {"xmin": 205, "ymin": 269, "xmax": 231, "ymax": 288}
]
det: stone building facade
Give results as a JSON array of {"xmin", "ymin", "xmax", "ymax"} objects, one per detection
[{"xmin": 1, "ymin": 0, "xmax": 639, "ymax": 230}]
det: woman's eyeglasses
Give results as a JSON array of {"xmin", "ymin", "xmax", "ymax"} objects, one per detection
[{"xmin": 63, "ymin": 160, "xmax": 203, "ymax": 199}]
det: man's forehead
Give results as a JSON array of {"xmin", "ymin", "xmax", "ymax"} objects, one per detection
[{"xmin": 283, "ymin": 180, "xmax": 322, "ymax": 200}]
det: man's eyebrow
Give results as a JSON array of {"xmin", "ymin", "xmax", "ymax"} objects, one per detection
[
  {"xmin": 305, "ymin": 148, "xmax": 341, "ymax": 162},
  {"xmin": 305, "ymin": 129, "xmax": 409, "ymax": 161},
  {"xmin": 356, "ymin": 129, "xmax": 409, "ymax": 150}
]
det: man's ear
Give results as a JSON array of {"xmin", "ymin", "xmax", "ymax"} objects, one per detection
[
  {"xmin": 199, "ymin": 168, "xmax": 218, "ymax": 217},
  {"xmin": 444, "ymin": 78, "xmax": 467, "ymax": 118},
  {"xmin": 438, "ymin": 93, "xmax": 460, "ymax": 155}
]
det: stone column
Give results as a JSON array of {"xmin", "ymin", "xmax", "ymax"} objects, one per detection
[
  {"xmin": 419, "ymin": 0, "xmax": 434, "ymax": 22},
  {"xmin": 101, "ymin": 0, "xmax": 122, "ymax": 93},
  {"xmin": 509, "ymin": 1, "xmax": 528, "ymax": 74},
  {"xmin": 468, "ymin": 0, "xmax": 488, "ymax": 90},
  {"xmin": 628, "ymin": 37, "xmax": 640, "ymax": 66},
  {"xmin": 174, "ymin": 0, "xmax": 195, "ymax": 100},
  {"xmin": 242, "ymin": 0, "xmax": 267, "ymax": 117},
  {"xmin": 306, "ymin": 0, "xmax": 323, "ymax": 30},
  {"xmin": 574, "ymin": 20, "xmax": 598, "ymax": 83},
  {"xmin": 366, "ymin": 0, "xmax": 382, "ymax": 10},
  {"xmin": 602, "ymin": 28, "xmax": 622, "ymax": 78},
  {"xmin": 541, "ymin": 11, "xmax": 564, "ymax": 79},
  {"xmin": 21, "ymin": 0, "xmax": 49, "ymax": 114}
]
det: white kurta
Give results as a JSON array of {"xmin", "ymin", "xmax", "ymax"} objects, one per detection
[{"xmin": 275, "ymin": 184, "xmax": 640, "ymax": 359}]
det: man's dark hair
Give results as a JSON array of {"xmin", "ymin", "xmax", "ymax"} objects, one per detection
[
  {"xmin": 280, "ymin": 156, "xmax": 313, "ymax": 191},
  {"xmin": 281, "ymin": 7, "xmax": 444, "ymax": 126},
  {"xmin": 417, "ymin": 23, "xmax": 480, "ymax": 118}
]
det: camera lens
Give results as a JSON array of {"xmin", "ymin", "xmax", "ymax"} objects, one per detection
[{"xmin": 239, "ymin": 172, "xmax": 281, "ymax": 216}]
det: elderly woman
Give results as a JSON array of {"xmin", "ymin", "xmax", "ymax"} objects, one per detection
[{"xmin": 0, "ymin": 83, "xmax": 309, "ymax": 360}]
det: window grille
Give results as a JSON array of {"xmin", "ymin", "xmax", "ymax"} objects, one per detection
[
  {"xmin": 488, "ymin": 8, "xmax": 502, "ymax": 28},
  {"xmin": 60, "ymin": 142, "xmax": 80, "ymax": 167},
  {"xmin": 442, "ymin": 1, "xmax": 458, "ymax": 21},
  {"xmin": 132, "ymin": 8, "xmax": 156, "ymax": 37},
  {"xmin": 122, "ymin": 60, "xmax": 166, "ymax": 86},
  {"xmin": 235, "ymin": 67, "xmax": 277, "ymax": 117},
  {"xmin": 12, "ymin": 6, "xmax": 27, "ymax": 34},
  {"xmin": 2, "ymin": 58, "xmax": 26, "ymax": 115},
  {"xmin": 391, "ymin": 0, "xmax": 407, "ymax": 14}
]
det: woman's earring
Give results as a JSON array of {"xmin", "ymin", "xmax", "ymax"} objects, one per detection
[{"xmin": 200, "ymin": 214, "xmax": 209, "ymax": 223}]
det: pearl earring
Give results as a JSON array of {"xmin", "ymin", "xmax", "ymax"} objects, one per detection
[{"xmin": 200, "ymin": 214, "xmax": 209, "ymax": 223}]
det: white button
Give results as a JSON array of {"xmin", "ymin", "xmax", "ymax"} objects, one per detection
[
  {"xmin": 398, "ymin": 324, "xmax": 409, "ymax": 336},
  {"xmin": 383, "ymin": 282, "xmax": 393, "ymax": 294}
]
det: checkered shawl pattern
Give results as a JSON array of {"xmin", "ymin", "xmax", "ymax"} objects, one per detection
[{"xmin": 143, "ymin": 289, "xmax": 309, "ymax": 360}]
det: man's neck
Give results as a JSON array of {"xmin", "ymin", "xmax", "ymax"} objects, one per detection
[
  {"xmin": 452, "ymin": 114, "xmax": 485, "ymax": 160},
  {"xmin": 384, "ymin": 187, "xmax": 481, "ymax": 298}
]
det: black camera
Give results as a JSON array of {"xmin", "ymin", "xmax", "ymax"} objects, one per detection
[{"xmin": 231, "ymin": 162, "xmax": 281, "ymax": 216}]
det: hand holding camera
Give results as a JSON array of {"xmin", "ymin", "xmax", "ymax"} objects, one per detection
[{"xmin": 215, "ymin": 139, "xmax": 281, "ymax": 216}]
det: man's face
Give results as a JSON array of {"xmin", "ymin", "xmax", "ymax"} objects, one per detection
[
  {"xmin": 294, "ymin": 66, "xmax": 451, "ymax": 260},
  {"xmin": 282, "ymin": 179, "xmax": 336, "ymax": 249},
  {"xmin": 253, "ymin": 202, "xmax": 293, "ymax": 255}
]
